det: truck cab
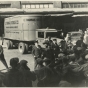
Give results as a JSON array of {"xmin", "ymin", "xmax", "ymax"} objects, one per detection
[{"xmin": 36, "ymin": 28, "xmax": 62, "ymax": 47}]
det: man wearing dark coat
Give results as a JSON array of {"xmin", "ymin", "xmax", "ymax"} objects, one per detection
[
  {"xmin": 51, "ymin": 39, "xmax": 60, "ymax": 59},
  {"xmin": 42, "ymin": 41, "xmax": 55, "ymax": 62},
  {"xmin": 35, "ymin": 58, "xmax": 53, "ymax": 87},
  {"xmin": 3, "ymin": 57, "xmax": 23, "ymax": 87},
  {"xmin": 32, "ymin": 40, "xmax": 42, "ymax": 69},
  {"xmin": 19, "ymin": 60, "xmax": 36, "ymax": 87}
]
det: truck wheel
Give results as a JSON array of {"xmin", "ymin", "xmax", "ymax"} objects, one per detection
[
  {"xmin": 25, "ymin": 43, "xmax": 29, "ymax": 53},
  {"xmin": 7, "ymin": 40, "xmax": 13, "ymax": 49},
  {"xmin": 18, "ymin": 42, "xmax": 26, "ymax": 54}
]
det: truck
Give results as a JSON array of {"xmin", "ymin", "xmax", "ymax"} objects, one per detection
[{"xmin": 4, "ymin": 15, "xmax": 62, "ymax": 54}]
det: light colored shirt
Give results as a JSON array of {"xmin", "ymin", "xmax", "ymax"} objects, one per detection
[{"xmin": 83, "ymin": 34, "xmax": 88, "ymax": 45}]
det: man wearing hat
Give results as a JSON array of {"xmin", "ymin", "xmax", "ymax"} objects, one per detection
[
  {"xmin": 51, "ymin": 39, "xmax": 60, "ymax": 59},
  {"xmin": 19, "ymin": 60, "xmax": 36, "ymax": 87},
  {"xmin": 42, "ymin": 40, "xmax": 55, "ymax": 63},
  {"xmin": 32, "ymin": 40, "xmax": 42, "ymax": 70}
]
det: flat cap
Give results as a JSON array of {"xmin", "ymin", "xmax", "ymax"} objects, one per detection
[
  {"xmin": 20, "ymin": 60, "xmax": 28, "ymax": 65},
  {"xmin": 10, "ymin": 57, "xmax": 19, "ymax": 67}
]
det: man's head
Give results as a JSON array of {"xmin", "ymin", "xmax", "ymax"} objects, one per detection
[
  {"xmin": 37, "ymin": 58, "xmax": 43, "ymax": 65},
  {"xmin": 20, "ymin": 60, "xmax": 28, "ymax": 66},
  {"xmin": 43, "ymin": 40, "xmax": 49, "ymax": 48},
  {"xmin": 73, "ymin": 46, "xmax": 82, "ymax": 56},
  {"xmin": 34, "ymin": 40, "xmax": 38, "ymax": 47},
  {"xmin": 10, "ymin": 57, "xmax": 19, "ymax": 68}
]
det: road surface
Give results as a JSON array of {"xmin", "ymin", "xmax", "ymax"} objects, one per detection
[{"xmin": 0, "ymin": 48, "xmax": 34, "ymax": 71}]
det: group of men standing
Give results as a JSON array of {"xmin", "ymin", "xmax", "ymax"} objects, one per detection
[{"xmin": 32, "ymin": 36, "xmax": 60, "ymax": 70}]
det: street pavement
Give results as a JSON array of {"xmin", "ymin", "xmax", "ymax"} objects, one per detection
[
  {"xmin": 3, "ymin": 49, "xmax": 34, "ymax": 71},
  {"xmin": 0, "ymin": 39, "xmax": 34, "ymax": 71}
]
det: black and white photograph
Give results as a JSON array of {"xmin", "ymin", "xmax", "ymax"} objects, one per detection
[{"xmin": 0, "ymin": 0, "xmax": 88, "ymax": 87}]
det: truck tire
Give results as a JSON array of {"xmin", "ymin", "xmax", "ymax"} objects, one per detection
[
  {"xmin": 7, "ymin": 40, "xmax": 13, "ymax": 49},
  {"xmin": 25, "ymin": 43, "xmax": 29, "ymax": 53},
  {"xmin": 18, "ymin": 42, "xmax": 26, "ymax": 54}
]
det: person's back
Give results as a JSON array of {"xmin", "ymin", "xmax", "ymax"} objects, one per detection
[
  {"xmin": 19, "ymin": 60, "xmax": 36, "ymax": 87},
  {"xmin": 3, "ymin": 68, "xmax": 23, "ymax": 87},
  {"xmin": 3, "ymin": 57, "xmax": 23, "ymax": 87},
  {"xmin": 35, "ymin": 65, "xmax": 52, "ymax": 87}
]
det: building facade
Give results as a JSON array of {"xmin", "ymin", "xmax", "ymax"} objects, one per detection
[{"xmin": 0, "ymin": 1, "xmax": 88, "ymax": 36}]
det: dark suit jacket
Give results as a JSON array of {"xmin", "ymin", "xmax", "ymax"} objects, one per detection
[{"xmin": 32, "ymin": 45, "xmax": 42, "ymax": 58}]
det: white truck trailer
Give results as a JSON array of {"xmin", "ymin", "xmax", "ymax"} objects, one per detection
[{"xmin": 4, "ymin": 15, "xmax": 41, "ymax": 54}]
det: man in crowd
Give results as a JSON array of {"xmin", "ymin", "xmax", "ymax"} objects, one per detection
[
  {"xmin": 59, "ymin": 40, "xmax": 68, "ymax": 55},
  {"xmin": 19, "ymin": 60, "xmax": 36, "ymax": 87},
  {"xmin": 76, "ymin": 36, "xmax": 84, "ymax": 47},
  {"xmin": 46, "ymin": 36, "xmax": 53, "ymax": 46},
  {"xmin": 32, "ymin": 40, "xmax": 42, "ymax": 69},
  {"xmin": 42, "ymin": 41, "xmax": 55, "ymax": 63},
  {"xmin": 83, "ymin": 31, "xmax": 88, "ymax": 46},
  {"xmin": 3, "ymin": 57, "xmax": 23, "ymax": 87},
  {"xmin": 51, "ymin": 39, "xmax": 60, "ymax": 59},
  {"xmin": 35, "ymin": 57, "xmax": 53, "ymax": 87}
]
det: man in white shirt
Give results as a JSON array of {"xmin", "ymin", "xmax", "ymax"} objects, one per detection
[{"xmin": 83, "ymin": 31, "xmax": 88, "ymax": 46}]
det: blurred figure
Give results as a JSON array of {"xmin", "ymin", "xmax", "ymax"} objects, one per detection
[
  {"xmin": 36, "ymin": 58, "xmax": 44, "ymax": 70},
  {"xmin": 65, "ymin": 33, "xmax": 71, "ymax": 43},
  {"xmin": 59, "ymin": 40, "xmax": 68, "ymax": 55},
  {"xmin": 60, "ymin": 32, "xmax": 64, "ymax": 39},
  {"xmin": 3, "ymin": 57, "xmax": 23, "ymax": 87},
  {"xmin": 51, "ymin": 39, "xmax": 60, "ymax": 59},
  {"xmin": 42, "ymin": 41, "xmax": 55, "ymax": 63},
  {"xmin": 19, "ymin": 60, "xmax": 36, "ymax": 87},
  {"xmin": 83, "ymin": 31, "xmax": 88, "ymax": 46},
  {"xmin": 32, "ymin": 40, "xmax": 42, "ymax": 69},
  {"xmin": 47, "ymin": 36, "xmax": 53, "ymax": 46},
  {"xmin": 0, "ymin": 45, "xmax": 8, "ymax": 70},
  {"xmin": 35, "ymin": 58, "xmax": 53, "ymax": 87},
  {"xmin": 76, "ymin": 36, "xmax": 84, "ymax": 47},
  {"xmin": 59, "ymin": 80, "xmax": 71, "ymax": 87}
]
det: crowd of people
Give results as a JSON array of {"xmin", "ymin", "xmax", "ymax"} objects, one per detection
[{"xmin": 1, "ymin": 30, "xmax": 88, "ymax": 87}]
